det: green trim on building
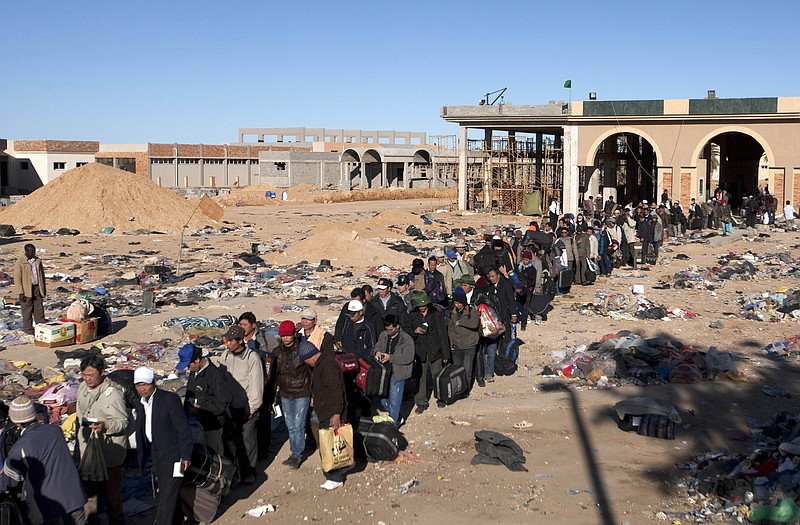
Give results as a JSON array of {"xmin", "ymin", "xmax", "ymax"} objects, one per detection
[
  {"xmin": 688, "ymin": 97, "xmax": 778, "ymax": 115},
  {"xmin": 583, "ymin": 100, "xmax": 664, "ymax": 116}
]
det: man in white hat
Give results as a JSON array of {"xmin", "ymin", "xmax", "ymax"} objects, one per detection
[
  {"xmin": 133, "ymin": 367, "xmax": 193, "ymax": 525},
  {"xmin": 0, "ymin": 396, "xmax": 87, "ymax": 525}
]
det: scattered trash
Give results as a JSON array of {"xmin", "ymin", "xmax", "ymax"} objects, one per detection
[
  {"xmin": 399, "ymin": 478, "xmax": 419, "ymax": 495},
  {"xmin": 246, "ymin": 504, "xmax": 276, "ymax": 517}
]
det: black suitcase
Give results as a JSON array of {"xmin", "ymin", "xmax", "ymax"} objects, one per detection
[
  {"xmin": 356, "ymin": 356, "xmax": 391, "ymax": 397},
  {"xmin": 0, "ymin": 493, "xmax": 24, "ymax": 525},
  {"xmin": 434, "ymin": 364, "xmax": 468, "ymax": 404},
  {"xmin": 356, "ymin": 417, "xmax": 408, "ymax": 461},
  {"xmin": 180, "ymin": 485, "xmax": 221, "ymax": 524},
  {"xmin": 558, "ymin": 269, "xmax": 574, "ymax": 289},
  {"xmin": 183, "ymin": 444, "xmax": 236, "ymax": 497},
  {"xmin": 584, "ymin": 268, "xmax": 597, "ymax": 284}
]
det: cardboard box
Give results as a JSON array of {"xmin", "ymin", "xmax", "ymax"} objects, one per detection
[
  {"xmin": 59, "ymin": 317, "xmax": 98, "ymax": 344},
  {"xmin": 35, "ymin": 338, "xmax": 76, "ymax": 348},
  {"xmin": 35, "ymin": 321, "xmax": 76, "ymax": 345}
]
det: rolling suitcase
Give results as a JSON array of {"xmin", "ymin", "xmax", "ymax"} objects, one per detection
[
  {"xmin": 558, "ymin": 269, "xmax": 573, "ymax": 289},
  {"xmin": 355, "ymin": 356, "xmax": 391, "ymax": 397},
  {"xmin": 434, "ymin": 364, "xmax": 468, "ymax": 404}
]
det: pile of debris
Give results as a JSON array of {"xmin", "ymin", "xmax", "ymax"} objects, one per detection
[
  {"xmin": 575, "ymin": 289, "xmax": 699, "ymax": 321},
  {"xmin": 737, "ymin": 289, "xmax": 800, "ymax": 322},
  {"xmin": 542, "ymin": 331, "xmax": 743, "ymax": 387}
]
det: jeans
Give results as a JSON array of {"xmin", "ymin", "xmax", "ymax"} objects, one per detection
[
  {"xmin": 599, "ymin": 251, "xmax": 613, "ymax": 275},
  {"xmin": 484, "ymin": 337, "xmax": 499, "ymax": 378},
  {"xmin": 380, "ymin": 376, "xmax": 406, "ymax": 425},
  {"xmin": 281, "ymin": 395, "xmax": 310, "ymax": 460}
]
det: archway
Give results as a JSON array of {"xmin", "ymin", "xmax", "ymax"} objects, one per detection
[
  {"xmin": 697, "ymin": 132, "xmax": 765, "ymax": 209},
  {"xmin": 590, "ymin": 132, "xmax": 658, "ymax": 207}
]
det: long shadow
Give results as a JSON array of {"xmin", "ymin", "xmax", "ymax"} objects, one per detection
[{"xmin": 541, "ymin": 381, "xmax": 617, "ymax": 525}]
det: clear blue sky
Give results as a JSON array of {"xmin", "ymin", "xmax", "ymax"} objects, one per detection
[{"xmin": 2, "ymin": 0, "xmax": 798, "ymax": 144}]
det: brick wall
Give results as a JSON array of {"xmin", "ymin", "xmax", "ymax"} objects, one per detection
[
  {"xmin": 794, "ymin": 169, "xmax": 800, "ymax": 205},
  {"xmin": 680, "ymin": 171, "xmax": 691, "ymax": 203},
  {"xmin": 203, "ymin": 145, "xmax": 225, "ymax": 157},
  {"xmin": 149, "ymin": 143, "xmax": 174, "ymax": 157},
  {"xmin": 94, "ymin": 151, "xmax": 149, "ymax": 177},
  {"xmin": 772, "ymin": 168, "xmax": 785, "ymax": 206},
  {"xmin": 14, "ymin": 140, "xmax": 99, "ymax": 153},
  {"xmin": 661, "ymin": 169, "xmax": 673, "ymax": 198}
]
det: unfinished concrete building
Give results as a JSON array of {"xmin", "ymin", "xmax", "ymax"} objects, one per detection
[{"xmin": 442, "ymin": 96, "xmax": 800, "ymax": 215}]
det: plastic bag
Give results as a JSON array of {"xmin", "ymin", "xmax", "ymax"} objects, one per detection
[
  {"xmin": 477, "ymin": 304, "xmax": 505, "ymax": 338},
  {"xmin": 79, "ymin": 430, "xmax": 108, "ymax": 481},
  {"xmin": 318, "ymin": 424, "xmax": 354, "ymax": 472}
]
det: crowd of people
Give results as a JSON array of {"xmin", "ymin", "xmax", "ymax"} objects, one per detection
[{"xmin": 2, "ymin": 186, "xmax": 798, "ymax": 525}]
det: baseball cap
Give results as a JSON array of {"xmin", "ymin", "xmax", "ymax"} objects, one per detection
[
  {"xmin": 300, "ymin": 307, "xmax": 317, "ymax": 320},
  {"xmin": 278, "ymin": 320, "xmax": 295, "ymax": 336},
  {"xmin": 347, "ymin": 300, "xmax": 364, "ymax": 314},
  {"xmin": 445, "ymin": 249, "xmax": 457, "ymax": 259},
  {"xmin": 397, "ymin": 274, "xmax": 409, "ymax": 286},
  {"xmin": 134, "ymin": 366, "xmax": 155, "ymax": 385},
  {"xmin": 377, "ymin": 277, "xmax": 392, "ymax": 290},
  {"xmin": 176, "ymin": 344, "xmax": 197, "ymax": 371},
  {"xmin": 223, "ymin": 325, "xmax": 245, "ymax": 341}
]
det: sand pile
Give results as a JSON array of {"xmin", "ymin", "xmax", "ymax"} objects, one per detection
[
  {"xmin": 0, "ymin": 163, "xmax": 219, "ymax": 233},
  {"xmin": 280, "ymin": 228, "xmax": 415, "ymax": 268}
]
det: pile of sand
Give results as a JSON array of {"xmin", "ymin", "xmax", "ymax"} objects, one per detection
[
  {"xmin": 280, "ymin": 228, "xmax": 415, "ymax": 268},
  {"xmin": 0, "ymin": 163, "xmax": 219, "ymax": 233}
]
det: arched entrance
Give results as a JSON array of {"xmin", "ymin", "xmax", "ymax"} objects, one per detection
[
  {"xmin": 590, "ymin": 132, "xmax": 658, "ymax": 206},
  {"xmin": 697, "ymin": 132, "xmax": 765, "ymax": 209}
]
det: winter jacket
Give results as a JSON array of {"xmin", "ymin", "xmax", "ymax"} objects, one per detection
[
  {"xmin": 274, "ymin": 340, "xmax": 312, "ymax": 399},
  {"xmin": 375, "ymin": 329, "xmax": 415, "ymax": 381},
  {"xmin": 440, "ymin": 259, "xmax": 474, "ymax": 296},
  {"xmin": 334, "ymin": 301, "xmax": 383, "ymax": 342},
  {"xmin": 310, "ymin": 349, "xmax": 346, "ymax": 423},
  {"xmin": 371, "ymin": 293, "xmax": 407, "ymax": 325},
  {"xmin": 341, "ymin": 318, "xmax": 376, "ymax": 360},
  {"xmin": 219, "ymin": 346, "xmax": 264, "ymax": 413},
  {"xmin": 185, "ymin": 360, "xmax": 231, "ymax": 431},
  {"xmin": 76, "ymin": 379, "xmax": 131, "ymax": 467},
  {"xmin": 490, "ymin": 276, "xmax": 517, "ymax": 323},
  {"xmin": 408, "ymin": 308, "xmax": 450, "ymax": 361},
  {"xmin": 573, "ymin": 232, "xmax": 592, "ymax": 260},
  {"xmin": 448, "ymin": 304, "xmax": 480, "ymax": 349},
  {"xmin": 0, "ymin": 423, "xmax": 86, "ymax": 525},
  {"xmin": 13, "ymin": 256, "xmax": 46, "ymax": 298}
]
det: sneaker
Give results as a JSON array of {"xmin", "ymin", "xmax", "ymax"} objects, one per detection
[
  {"xmin": 241, "ymin": 473, "xmax": 256, "ymax": 485},
  {"xmin": 436, "ymin": 401, "xmax": 446, "ymax": 408},
  {"xmin": 287, "ymin": 457, "xmax": 301, "ymax": 470},
  {"xmin": 477, "ymin": 378, "xmax": 486, "ymax": 387},
  {"xmin": 485, "ymin": 376, "xmax": 495, "ymax": 383},
  {"xmin": 280, "ymin": 456, "xmax": 295, "ymax": 466},
  {"xmin": 320, "ymin": 480, "xmax": 344, "ymax": 491},
  {"xmin": 414, "ymin": 405, "xmax": 428, "ymax": 414}
]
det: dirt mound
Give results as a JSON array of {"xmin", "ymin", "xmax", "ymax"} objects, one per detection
[
  {"xmin": 0, "ymin": 163, "xmax": 218, "ymax": 233},
  {"xmin": 279, "ymin": 228, "xmax": 414, "ymax": 268}
]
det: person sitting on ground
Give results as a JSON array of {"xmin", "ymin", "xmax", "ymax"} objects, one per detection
[
  {"xmin": 0, "ymin": 396, "xmax": 87, "ymax": 525},
  {"xmin": 373, "ymin": 314, "xmax": 415, "ymax": 426},
  {"xmin": 273, "ymin": 320, "xmax": 311, "ymax": 470},
  {"xmin": 300, "ymin": 341, "xmax": 350, "ymax": 491},
  {"xmin": 447, "ymin": 288, "xmax": 480, "ymax": 392}
]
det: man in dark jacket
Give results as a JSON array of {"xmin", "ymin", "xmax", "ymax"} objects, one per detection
[
  {"xmin": 484, "ymin": 267, "xmax": 517, "ymax": 382},
  {"xmin": 424, "ymin": 256, "xmax": 447, "ymax": 306},
  {"xmin": 408, "ymin": 293, "xmax": 450, "ymax": 413},
  {"xmin": 180, "ymin": 344, "xmax": 231, "ymax": 455},
  {"xmin": 335, "ymin": 287, "xmax": 383, "ymax": 343},
  {"xmin": 373, "ymin": 314, "xmax": 415, "ymax": 426},
  {"xmin": 371, "ymin": 277, "xmax": 407, "ymax": 326},
  {"xmin": 301, "ymin": 342, "xmax": 349, "ymax": 491},
  {"xmin": 0, "ymin": 396, "xmax": 86, "ymax": 525},
  {"xmin": 274, "ymin": 322, "xmax": 311, "ymax": 469},
  {"xmin": 340, "ymin": 300, "xmax": 376, "ymax": 359},
  {"xmin": 134, "ymin": 367, "xmax": 193, "ymax": 525}
]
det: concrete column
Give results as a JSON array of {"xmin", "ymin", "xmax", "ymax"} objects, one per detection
[
  {"xmin": 483, "ymin": 128, "xmax": 493, "ymax": 208},
  {"xmin": 360, "ymin": 162, "xmax": 366, "ymax": 188},
  {"xmin": 458, "ymin": 126, "xmax": 468, "ymax": 210},
  {"xmin": 381, "ymin": 162, "xmax": 387, "ymax": 188},
  {"xmin": 404, "ymin": 161, "xmax": 411, "ymax": 190},
  {"xmin": 536, "ymin": 133, "xmax": 543, "ymax": 184},
  {"xmin": 562, "ymin": 125, "xmax": 580, "ymax": 215},
  {"xmin": 318, "ymin": 161, "xmax": 324, "ymax": 188}
]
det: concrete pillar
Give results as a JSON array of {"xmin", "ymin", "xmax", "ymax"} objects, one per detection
[
  {"xmin": 381, "ymin": 162, "xmax": 387, "ymax": 188},
  {"xmin": 536, "ymin": 133, "xmax": 543, "ymax": 184},
  {"xmin": 360, "ymin": 162, "xmax": 366, "ymax": 189},
  {"xmin": 458, "ymin": 127, "xmax": 468, "ymax": 210},
  {"xmin": 483, "ymin": 128, "xmax": 493, "ymax": 208},
  {"xmin": 404, "ymin": 161, "xmax": 411, "ymax": 190},
  {"xmin": 318, "ymin": 161, "xmax": 324, "ymax": 188},
  {"xmin": 562, "ymin": 125, "xmax": 580, "ymax": 215}
]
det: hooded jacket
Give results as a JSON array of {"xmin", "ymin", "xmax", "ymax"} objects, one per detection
[{"xmin": 76, "ymin": 379, "xmax": 131, "ymax": 467}]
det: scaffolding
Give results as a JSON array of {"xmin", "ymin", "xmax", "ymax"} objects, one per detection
[{"xmin": 467, "ymin": 134, "xmax": 563, "ymax": 213}]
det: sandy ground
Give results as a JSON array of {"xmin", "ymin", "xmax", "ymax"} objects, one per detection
[{"xmin": 2, "ymin": 197, "xmax": 799, "ymax": 525}]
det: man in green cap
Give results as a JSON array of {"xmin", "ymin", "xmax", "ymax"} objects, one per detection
[{"xmin": 407, "ymin": 293, "xmax": 449, "ymax": 414}]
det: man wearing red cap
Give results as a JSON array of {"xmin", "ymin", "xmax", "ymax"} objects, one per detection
[{"xmin": 273, "ymin": 320, "xmax": 311, "ymax": 469}]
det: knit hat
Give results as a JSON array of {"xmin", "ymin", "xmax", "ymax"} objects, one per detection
[
  {"xmin": 8, "ymin": 396, "xmax": 36, "ymax": 424},
  {"xmin": 223, "ymin": 325, "xmax": 245, "ymax": 341},
  {"xmin": 452, "ymin": 287, "xmax": 467, "ymax": 305},
  {"xmin": 278, "ymin": 320, "xmax": 295, "ymax": 336},
  {"xmin": 133, "ymin": 366, "xmax": 155, "ymax": 384},
  {"xmin": 297, "ymin": 340, "xmax": 320, "ymax": 362},
  {"xmin": 522, "ymin": 250, "xmax": 533, "ymax": 260}
]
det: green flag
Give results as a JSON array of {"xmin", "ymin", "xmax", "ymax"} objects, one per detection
[{"xmin": 564, "ymin": 80, "xmax": 572, "ymax": 88}]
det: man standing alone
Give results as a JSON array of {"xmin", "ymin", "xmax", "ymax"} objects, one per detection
[{"xmin": 13, "ymin": 243, "xmax": 46, "ymax": 334}]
